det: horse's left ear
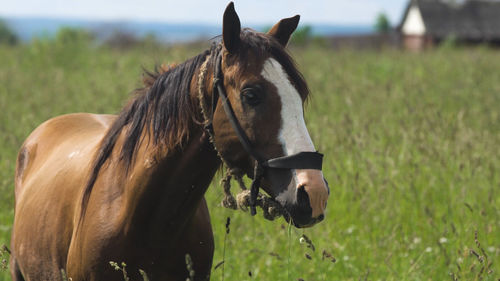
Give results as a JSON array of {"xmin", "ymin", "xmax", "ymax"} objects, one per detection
[
  {"xmin": 222, "ymin": 2, "xmax": 241, "ymax": 54},
  {"xmin": 267, "ymin": 15, "xmax": 300, "ymax": 47}
]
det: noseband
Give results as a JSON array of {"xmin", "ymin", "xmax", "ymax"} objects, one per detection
[{"xmin": 201, "ymin": 50, "xmax": 324, "ymax": 216}]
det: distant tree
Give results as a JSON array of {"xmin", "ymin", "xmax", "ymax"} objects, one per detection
[
  {"xmin": 374, "ymin": 12, "xmax": 391, "ymax": 33},
  {"xmin": 291, "ymin": 25, "xmax": 312, "ymax": 46},
  {"xmin": 54, "ymin": 27, "xmax": 93, "ymax": 46},
  {"xmin": 262, "ymin": 24, "xmax": 313, "ymax": 46},
  {"xmin": 104, "ymin": 30, "xmax": 139, "ymax": 49},
  {"xmin": 0, "ymin": 19, "xmax": 18, "ymax": 45}
]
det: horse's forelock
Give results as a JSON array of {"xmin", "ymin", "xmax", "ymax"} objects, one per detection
[{"xmin": 238, "ymin": 29, "xmax": 309, "ymax": 101}]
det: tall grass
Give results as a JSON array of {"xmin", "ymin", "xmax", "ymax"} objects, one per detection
[{"xmin": 0, "ymin": 39, "xmax": 498, "ymax": 280}]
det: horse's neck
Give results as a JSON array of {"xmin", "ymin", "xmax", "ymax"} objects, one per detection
[
  {"xmin": 103, "ymin": 58, "xmax": 220, "ymax": 246},
  {"xmin": 116, "ymin": 127, "xmax": 218, "ymax": 242}
]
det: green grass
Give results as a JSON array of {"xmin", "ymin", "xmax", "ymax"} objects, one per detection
[{"xmin": 0, "ymin": 39, "xmax": 499, "ymax": 280}]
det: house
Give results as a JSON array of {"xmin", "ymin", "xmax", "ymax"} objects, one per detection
[{"xmin": 400, "ymin": 0, "xmax": 500, "ymax": 51}]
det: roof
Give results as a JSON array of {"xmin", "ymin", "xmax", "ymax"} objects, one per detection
[{"xmin": 400, "ymin": 0, "xmax": 500, "ymax": 40}]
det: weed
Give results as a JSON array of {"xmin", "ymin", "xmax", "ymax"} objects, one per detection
[{"xmin": 0, "ymin": 245, "xmax": 9, "ymax": 271}]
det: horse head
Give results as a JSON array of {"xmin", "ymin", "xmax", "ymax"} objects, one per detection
[{"xmin": 208, "ymin": 3, "xmax": 329, "ymax": 228}]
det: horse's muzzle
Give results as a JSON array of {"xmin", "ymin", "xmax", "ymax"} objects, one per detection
[{"xmin": 282, "ymin": 179, "xmax": 329, "ymax": 228}]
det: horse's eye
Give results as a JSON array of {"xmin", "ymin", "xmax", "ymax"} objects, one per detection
[{"xmin": 241, "ymin": 88, "xmax": 261, "ymax": 106}]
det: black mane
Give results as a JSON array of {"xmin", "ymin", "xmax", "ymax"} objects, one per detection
[{"xmin": 81, "ymin": 45, "xmax": 218, "ymax": 218}]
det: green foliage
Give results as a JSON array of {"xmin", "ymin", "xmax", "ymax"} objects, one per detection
[
  {"xmin": 54, "ymin": 27, "xmax": 93, "ymax": 46},
  {"xmin": 0, "ymin": 42, "xmax": 499, "ymax": 280},
  {"xmin": 0, "ymin": 19, "xmax": 17, "ymax": 45},
  {"xmin": 261, "ymin": 24, "xmax": 321, "ymax": 47},
  {"xmin": 109, "ymin": 261, "xmax": 130, "ymax": 281},
  {"xmin": 291, "ymin": 25, "xmax": 312, "ymax": 46},
  {"xmin": 440, "ymin": 34, "xmax": 460, "ymax": 50},
  {"xmin": 0, "ymin": 245, "xmax": 9, "ymax": 271},
  {"xmin": 374, "ymin": 12, "xmax": 391, "ymax": 33}
]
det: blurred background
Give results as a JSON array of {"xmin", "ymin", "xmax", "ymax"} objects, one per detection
[
  {"xmin": 1, "ymin": 0, "xmax": 500, "ymax": 49},
  {"xmin": 0, "ymin": 0, "xmax": 402, "ymax": 45},
  {"xmin": 0, "ymin": 1, "xmax": 499, "ymax": 281}
]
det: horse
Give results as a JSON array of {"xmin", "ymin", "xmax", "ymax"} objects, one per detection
[{"xmin": 10, "ymin": 3, "xmax": 329, "ymax": 280}]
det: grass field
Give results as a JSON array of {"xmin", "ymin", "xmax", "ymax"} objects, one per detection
[{"xmin": 0, "ymin": 37, "xmax": 499, "ymax": 280}]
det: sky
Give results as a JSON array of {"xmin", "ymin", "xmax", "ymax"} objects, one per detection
[{"xmin": 0, "ymin": 0, "xmax": 409, "ymax": 25}]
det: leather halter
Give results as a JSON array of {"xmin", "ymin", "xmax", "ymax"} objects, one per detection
[{"xmin": 205, "ymin": 51, "xmax": 324, "ymax": 215}]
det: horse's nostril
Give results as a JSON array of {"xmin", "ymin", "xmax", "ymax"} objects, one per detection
[
  {"xmin": 296, "ymin": 185, "xmax": 309, "ymax": 206},
  {"xmin": 317, "ymin": 214, "xmax": 324, "ymax": 222}
]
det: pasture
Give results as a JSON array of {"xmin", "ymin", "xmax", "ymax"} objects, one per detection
[{"xmin": 0, "ymin": 37, "xmax": 499, "ymax": 280}]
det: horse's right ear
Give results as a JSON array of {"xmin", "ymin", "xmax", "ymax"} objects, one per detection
[{"xmin": 222, "ymin": 2, "xmax": 241, "ymax": 54}]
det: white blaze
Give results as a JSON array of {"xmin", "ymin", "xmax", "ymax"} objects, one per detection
[
  {"xmin": 260, "ymin": 58, "xmax": 315, "ymax": 155},
  {"xmin": 261, "ymin": 58, "xmax": 328, "ymax": 219}
]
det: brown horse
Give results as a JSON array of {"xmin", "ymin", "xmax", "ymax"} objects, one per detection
[{"xmin": 10, "ymin": 3, "xmax": 329, "ymax": 281}]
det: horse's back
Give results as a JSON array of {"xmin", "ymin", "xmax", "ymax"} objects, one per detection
[{"xmin": 11, "ymin": 113, "xmax": 116, "ymax": 280}]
